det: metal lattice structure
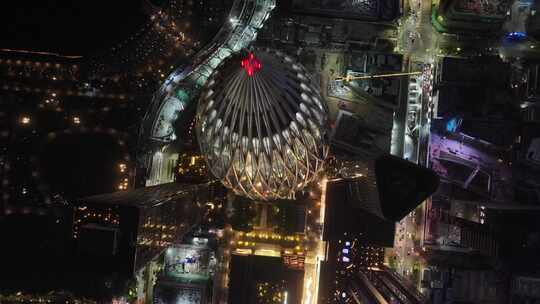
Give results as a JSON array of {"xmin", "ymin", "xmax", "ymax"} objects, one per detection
[{"xmin": 196, "ymin": 48, "xmax": 329, "ymax": 201}]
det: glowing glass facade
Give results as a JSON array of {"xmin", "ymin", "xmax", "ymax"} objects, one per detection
[{"xmin": 196, "ymin": 48, "xmax": 329, "ymax": 200}]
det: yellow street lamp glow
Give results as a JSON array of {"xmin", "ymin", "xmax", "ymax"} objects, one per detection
[{"xmin": 20, "ymin": 116, "xmax": 31, "ymax": 125}]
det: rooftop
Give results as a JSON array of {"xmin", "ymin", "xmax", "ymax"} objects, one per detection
[
  {"xmin": 75, "ymin": 181, "xmax": 222, "ymax": 209},
  {"xmin": 452, "ymin": 0, "xmax": 510, "ymax": 18}
]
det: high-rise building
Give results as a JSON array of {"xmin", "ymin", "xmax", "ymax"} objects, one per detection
[
  {"xmin": 0, "ymin": 181, "xmax": 226, "ymax": 301},
  {"xmin": 318, "ymin": 155, "xmax": 438, "ymax": 304},
  {"xmin": 75, "ymin": 181, "xmax": 227, "ymax": 272},
  {"xmin": 153, "ymin": 242, "xmax": 217, "ymax": 304},
  {"xmin": 434, "ymin": 0, "xmax": 510, "ymax": 33},
  {"xmin": 196, "ymin": 49, "xmax": 329, "ymax": 201}
]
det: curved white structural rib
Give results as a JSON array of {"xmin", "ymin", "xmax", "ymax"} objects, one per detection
[{"xmin": 196, "ymin": 48, "xmax": 329, "ymax": 200}]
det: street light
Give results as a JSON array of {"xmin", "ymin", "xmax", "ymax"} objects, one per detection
[{"xmin": 20, "ymin": 116, "xmax": 30, "ymax": 125}]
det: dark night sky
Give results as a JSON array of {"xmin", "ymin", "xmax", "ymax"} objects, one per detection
[{"xmin": 0, "ymin": 0, "xmax": 146, "ymax": 55}]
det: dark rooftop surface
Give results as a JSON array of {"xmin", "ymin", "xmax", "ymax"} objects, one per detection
[
  {"xmin": 288, "ymin": 0, "xmax": 400, "ymax": 21},
  {"xmin": 228, "ymin": 254, "xmax": 303, "ymax": 304},
  {"xmin": 323, "ymin": 179, "xmax": 395, "ymax": 247},
  {"xmin": 0, "ymin": 212, "xmax": 133, "ymax": 300},
  {"xmin": 439, "ymin": 57, "xmax": 510, "ymax": 86},
  {"xmin": 76, "ymin": 181, "xmax": 219, "ymax": 208}
]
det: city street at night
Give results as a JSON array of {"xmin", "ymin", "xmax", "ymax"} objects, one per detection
[{"xmin": 3, "ymin": 0, "xmax": 540, "ymax": 303}]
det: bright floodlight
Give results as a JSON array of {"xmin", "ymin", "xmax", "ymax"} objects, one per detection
[{"xmin": 196, "ymin": 48, "xmax": 329, "ymax": 201}]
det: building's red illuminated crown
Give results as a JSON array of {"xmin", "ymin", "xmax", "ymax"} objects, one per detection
[{"xmin": 240, "ymin": 53, "xmax": 261, "ymax": 76}]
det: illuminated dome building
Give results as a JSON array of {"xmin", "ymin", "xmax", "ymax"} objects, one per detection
[{"xmin": 196, "ymin": 48, "xmax": 329, "ymax": 201}]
